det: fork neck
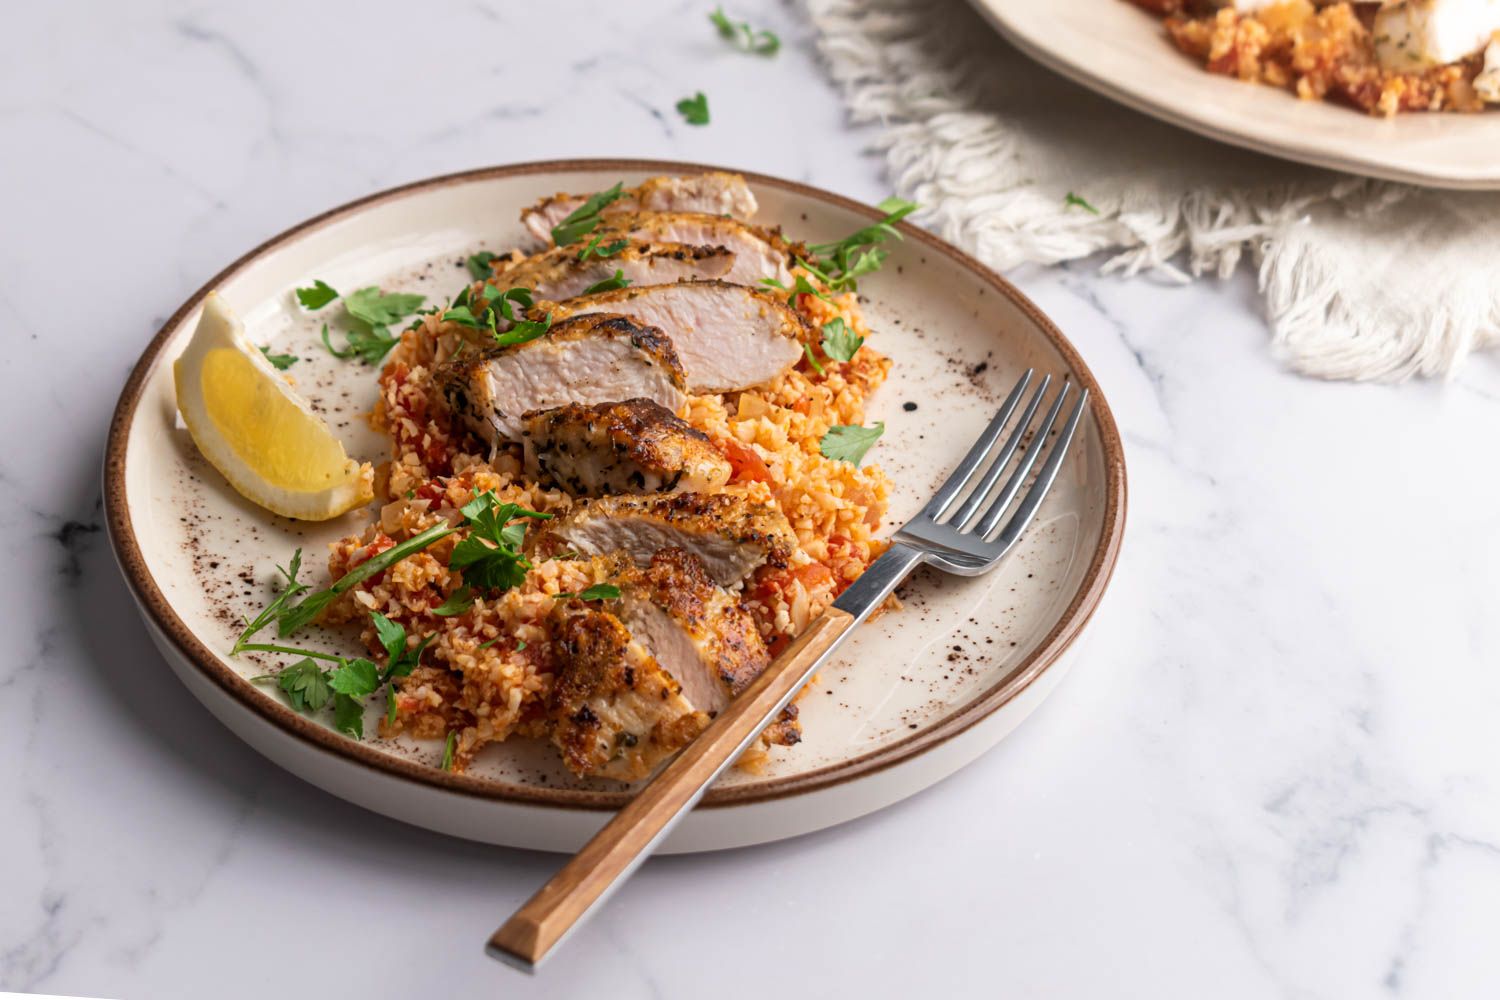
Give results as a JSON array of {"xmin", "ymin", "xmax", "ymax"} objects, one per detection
[{"xmin": 831, "ymin": 542, "xmax": 925, "ymax": 624}]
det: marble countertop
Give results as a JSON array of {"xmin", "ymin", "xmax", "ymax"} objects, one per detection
[{"xmin": 5, "ymin": 2, "xmax": 1498, "ymax": 997}]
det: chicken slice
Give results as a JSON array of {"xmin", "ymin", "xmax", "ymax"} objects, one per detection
[
  {"xmin": 521, "ymin": 399, "xmax": 732, "ymax": 496},
  {"xmin": 540, "ymin": 492, "xmax": 796, "ymax": 588},
  {"xmin": 548, "ymin": 602, "xmax": 707, "ymax": 781},
  {"xmin": 435, "ymin": 314, "xmax": 686, "ymax": 444},
  {"xmin": 522, "ymin": 172, "xmax": 759, "ymax": 244},
  {"xmin": 548, "ymin": 280, "xmax": 806, "ymax": 393},
  {"xmin": 613, "ymin": 548, "xmax": 769, "ymax": 716},
  {"xmin": 486, "ymin": 241, "xmax": 734, "ymax": 302},
  {"xmin": 593, "ymin": 212, "xmax": 797, "ymax": 287}
]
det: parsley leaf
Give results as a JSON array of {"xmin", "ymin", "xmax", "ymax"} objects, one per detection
[
  {"xmin": 432, "ymin": 585, "xmax": 474, "ymax": 617},
  {"xmin": 272, "ymin": 658, "xmax": 331, "ymax": 713},
  {"xmin": 386, "ymin": 685, "xmax": 400, "ymax": 725},
  {"xmin": 555, "ymin": 583, "xmax": 622, "ymax": 602},
  {"xmin": 449, "ymin": 492, "xmax": 551, "ymax": 592},
  {"xmin": 676, "ymin": 92, "xmax": 710, "ymax": 126},
  {"xmin": 259, "ymin": 346, "xmax": 298, "ymax": 370},
  {"xmin": 467, "ymin": 251, "xmax": 499, "ymax": 280},
  {"xmin": 552, "ymin": 183, "xmax": 626, "ymax": 246},
  {"xmin": 328, "ymin": 657, "xmax": 381, "ymax": 698},
  {"xmin": 366, "ymin": 612, "xmax": 434, "ymax": 682},
  {"xmin": 1064, "ymin": 192, "xmax": 1100, "ymax": 215},
  {"xmin": 578, "ymin": 235, "xmax": 628, "ymax": 262},
  {"xmin": 323, "ymin": 322, "xmax": 400, "ymax": 366},
  {"xmin": 820, "ymin": 421, "xmax": 885, "ymax": 466},
  {"xmin": 441, "ymin": 730, "xmax": 457, "ymax": 771},
  {"xmin": 233, "ymin": 549, "xmax": 309, "ymax": 654},
  {"xmin": 710, "ymin": 7, "xmax": 780, "ymax": 55},
  {"xmin": 581, "ymin": 270, "xmax": 631, "ymax": 296},
  {"xmin": 295, "ymin": 280, "xmax": 339, "ymax": 310},
  {"xmin": 333, "ymin": 692, "xmax": 365, "ymax": 739},
  {"xmin": 803, "ymin": 197, "xmax": 918, "ymax": 293},
  {"xmin": 820, "ymin": 317, "xmax": 864, "ymax": 363},
  {"xmin": 343, "ymin": 287, "xmax": 426, "ymax": 329}
]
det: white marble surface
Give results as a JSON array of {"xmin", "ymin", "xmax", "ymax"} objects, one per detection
[{"xmin": 4, "ymin": 1, "xmax": 1499, "ymax": 997}]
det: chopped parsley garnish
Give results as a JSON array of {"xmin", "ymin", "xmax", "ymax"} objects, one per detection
[
  {"xmin": 676, "ymin": 92, "xmax": 710, "ymax": 126},
  {"xmin": 328, "ymin": 657, "xmax": 380, "ymax": 698},
  {"xmin": 261, "ymin": 658, "xmax": 330, "ymax": 713},
  {"xmin": 295, "ymin": 280, "xmax": 340, "ymax": 310},
  {"xmin": 259, "ymin": 346, "xmax": 298, "ymax": 370},
  {"xmin": 820, "ymin": 421, "xmax": 885, "ymax": 466},
  {"xmin": 1064, "ymin": 192, "xmax": 1100, "ymax": 215},
  {"xmin": 449, "ymin": 491, "xmax": 552, "ymax": 591},
  {"xmin": 551, "ymin": 183, "xmax": 626, "ymax": 246},
  {"xmin": 820, "ymin": 317, "xmax": 864, "ymax": 363},
  {"xmin": 710, "ymin": 7, "xmax": 780, "ymax": 55},
  {"xmin": 578, "ymin": 235, "xmax": 628, "ymax": 262},
  {"xmin": 441, "ymin": 730, "xmax": 457, "ymax": 771},
  {"xmin": 445, "ymin": 285, "xmax": 552, "ymax": 347},
  {"xmin": 333, "ymin": 693, "xmax": 365, "ymax": 739},
  {"xmin": 321, "ymin": 322, "xmax": 399, "ymax": 367},
  {"xmin": 370, "ymin": 611, "xmax": 434, "ymax": 682},
  {"xmin": 466, "ymin": 251, "xmax": 499, "ymax": 280},
  {"xmin": 802, "ymin": 342, "xmax": 825, "ymax": 376},
  {"xmin": 386, "ymin": 685, "xmax": 400, "ymax": 725},
  {"xmin": 801, "ymin": 197, "xmax": 918, "ymax": 293},
  {"xmin": 581, "ymin": 269, "xmax": 632, "ymax": 296},
  {"xmin": 554, "ymin": 583, "xmax": 622, "ymax": 602},
  {"xmin": 232, "ymin": 550, "xmax": 309, "ymax": 654},
  {"xmin": 763, "ymin": 274, "xmax": 830, "ymax": 308},
  {"xmin": 312, "ymin": 285, "xmax": 426, "ymax": 366},
  {"xmin": 432, "ymin": 585, "xmax": 474, "ymax": 617}
]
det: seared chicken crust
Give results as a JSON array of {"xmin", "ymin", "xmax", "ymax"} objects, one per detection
[
  {"xmin": 486, "ymin": 241, "xmax": 734, "ymax": 302},
  {"xmin": 541, "ymin": 492, "xmax": 797, "ymax": 588},
  {"xmin": 521, "ymin": 398, "xmax": 732, "ymax": 497},
  {"xmin": 592, "ymin": 211, "xmax": 800, "ymax": 287}
]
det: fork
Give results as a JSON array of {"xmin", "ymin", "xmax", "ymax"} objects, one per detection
[{"xmin": 487, "ymin": 368, "xmax": 1089, "ymax": 972}]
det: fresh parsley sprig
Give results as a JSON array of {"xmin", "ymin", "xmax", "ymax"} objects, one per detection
[
  {"xmin": 552, "ymin": 183, "xmax": 626, "ymax": 246},
  {"xmin": 578, "ymin": 235, "xmax": 628, "ymax": 262},
  {"xmin": 554, "ymin": 583, "xmax": 622, "ymax": 601},
  {"xmin": 233, "ymin": 550, "xmax": 310, "ymax": 654},
  {"xmin": 449, "ymin": 491, "xmax": 552, "ymax": 590},
  {"xmin": 581, "ymin": 270, "xmax": 631, "ymax": 296},
  {"xmin": 710, "ymin": 7, "xmax": 780, "ymax": 55},
  {"xmin": 676, "ymin": 92, "xmax": 710, "ymax": 126},
  {"xmin": 820, "ymin": 421, "xmax": 885, "ymax": 466},
  {"xmin": 466, "ymin": 251, "xmax": 499, "ymax": 280},
  {"xmin": 259, "ymin": 346, "xmax": 298, "ymax": 370},
  {"xmin": 800, "ymin": 197, "xmax": 919, "ymax": 294},
  {"xmin": 298, "ymin": 280, "xmax": 426, "ymax": 366},
  {"xmin": 445, "ymin": 285, "xmax": 553, "ymax": 348},
  {"xmin": 820, "ymin": 317, "xmax": 864, "ymax": 363}
]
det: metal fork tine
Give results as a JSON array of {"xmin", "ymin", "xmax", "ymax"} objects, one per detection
[
  {"xmin": 981, "ymin": 387, "xmax": 1088, "ymax": 542},
  {"xmin": 963, "ymin": 382, "xmax": 1070, "ymax": 535},
  {"xmin": 947, "ymin": 375, "xmax": 1052, "ymax": 531},
  {"xmin": 923, "ymin": 369, "xmax": 1034, "ymax": 520}
]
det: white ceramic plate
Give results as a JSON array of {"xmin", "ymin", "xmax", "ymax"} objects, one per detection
[
  {"xmin": 104, "ymin": 160, "xmax": 1126, "ymax": 853},
  {"xmin": 969, "ymin": 0, "xmax": 1500, "ymax": 189}
]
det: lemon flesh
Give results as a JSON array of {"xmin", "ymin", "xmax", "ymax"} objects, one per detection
[{"xmin": 174, "ymin": 293, "xmax": 373, "ymax": 520}]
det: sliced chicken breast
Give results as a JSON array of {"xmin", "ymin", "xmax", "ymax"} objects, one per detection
[
  {"xmin": 521, "ymin": 399, "xmax": 732, "ymax": 496},
  {"xmin": 541, "ymin": 492, "xmax": 796, "ymax": 588},
  {"xmin": 613, "ymin": 547, "xmax": 769, "ymax": 716},
  {"xmin": 547, "ymin": 602, "xmax": 707, "ymax": 781},
  {"xmin": 488, "ymin": 241, "xmax": 734, "ymax": 302},
  {"xmin": 548, "ymin": 281, "xmax": 806, "ymax": 393},
  {"xmin": 522, "ymin": 172, "xmax": 759, "ymax": 244},
  {"xmin": 593, "ymin": 212, "xmax": 797, "ymax": 287},
  {"xmin": 435, "ymin": 314, "xmax": 686, "ymax": 444}
]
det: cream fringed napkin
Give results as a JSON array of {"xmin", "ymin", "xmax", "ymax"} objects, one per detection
[{"xmin": 806, "ymin": 0, "xmax": 1500, "ymax": 381}]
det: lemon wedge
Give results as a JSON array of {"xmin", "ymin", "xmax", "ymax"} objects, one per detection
[{"xmin": 174, "ymin": 292, "xmax": 373, "ymax": 520}]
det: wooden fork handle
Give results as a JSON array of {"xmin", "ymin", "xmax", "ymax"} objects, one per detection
[{"xmin": 487, "ymin": 605, "xmax": 858, "ymax": 971}]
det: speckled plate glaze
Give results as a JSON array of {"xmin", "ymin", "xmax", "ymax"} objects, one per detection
[
  {"xmin": 970, "ymin": 0, "xmax": 1500, "ymax": 190},
  {"xmin": 105, "ymin": 160, "xmax": 1126, "ymax": 853}
]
